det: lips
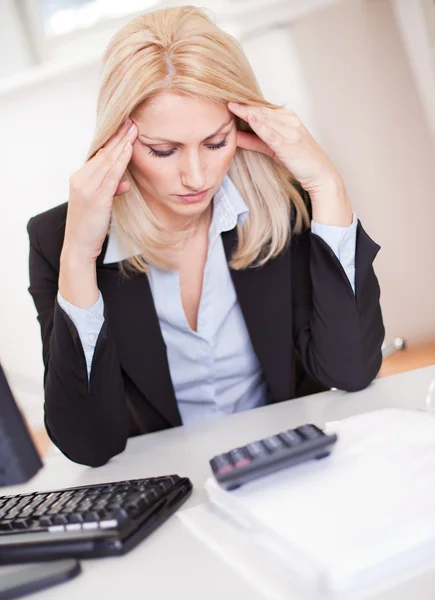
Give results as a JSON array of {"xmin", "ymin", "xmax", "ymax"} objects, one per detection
[{"xmin": 176, "ymin": 188, "xmax": 211, "ymax": 202}]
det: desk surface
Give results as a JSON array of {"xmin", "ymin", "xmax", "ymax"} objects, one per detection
[{"xmin": 3, "ymin": 365, "xmax": 435, "ymax": 600}]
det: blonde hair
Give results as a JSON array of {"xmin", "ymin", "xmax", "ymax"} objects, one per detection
[{"xmin": 88, "ymin": 5, "xmax": 310, "ymax": 272}]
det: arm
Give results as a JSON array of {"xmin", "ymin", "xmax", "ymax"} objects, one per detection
[
  {"xmin": 27, "ymin": 219, "xmax": 129, "ymax": 467},
  {"xmin": 57, "ymin": 290, "xmax": 105, "ymax": 380},
  {"xmin": 291, "ymin": 214, "xmax": 385, "ymax": 392},
  {"xmin": 311, "ymin": 213, "xmax": 357, "ymax": 293}
]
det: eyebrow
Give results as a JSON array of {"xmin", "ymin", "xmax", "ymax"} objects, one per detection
[{"xmin": 138, "ymin": 117, "xmax": 233, "ymax": 145}]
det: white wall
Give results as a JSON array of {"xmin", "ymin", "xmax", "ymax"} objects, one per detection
[
  {"xmin": 1, "ymin": 0, "xmax": 435, "ymax": 428},
  {"xmin": 0, "ymin": 62, "xmax": 101, "ymax": 426},
  {"xmin": 290, "ymin": 0, "xmax": 435, "ymax": 343},
  {"xmin": 0, "ymin": 0, "xmax": 35, "ymax": 79}
]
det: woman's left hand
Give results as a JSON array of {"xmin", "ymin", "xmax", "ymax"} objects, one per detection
[{"xmin": 227, "ymin": 102, "xmax": 353, "ymax": 226}]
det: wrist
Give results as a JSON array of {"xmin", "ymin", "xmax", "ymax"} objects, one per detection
[
  {"xmin": 60, "ymin": 243, "xmax": 98, "ymax": 270},
  {"xmin": 310, "ymin": 175, "xmax": 353, "ymax": 227},
  {"xmin": 59, "ymin": 251, "xmax": 99, "ymax": 309}
]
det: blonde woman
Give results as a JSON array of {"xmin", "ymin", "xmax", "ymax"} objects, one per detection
[{"xmin": 27, "ymin": 6, "xmax": 384, "ymax": 467}]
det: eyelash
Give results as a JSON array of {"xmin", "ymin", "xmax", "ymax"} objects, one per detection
[{"xmin": 147, "ymin": 138, "xmax": 228, "ymax": 159}]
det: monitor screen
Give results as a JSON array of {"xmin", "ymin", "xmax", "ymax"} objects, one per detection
[{"xmin": 0, "ymin": 364, "xmax": 42, "ymax": 487}]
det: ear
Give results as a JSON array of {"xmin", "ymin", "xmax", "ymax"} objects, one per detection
[{"xmin": 115, "ymin": 179, "xmax": 131, "ymax": 196}]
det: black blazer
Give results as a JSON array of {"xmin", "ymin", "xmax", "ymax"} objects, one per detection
[{"xmin": 27, "ymin": 194, "xmax": 384, "ymax": 467}]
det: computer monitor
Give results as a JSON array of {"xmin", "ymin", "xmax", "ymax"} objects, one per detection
[
  {"xmin": 0, "ymin": 363, "xmax": 81, "ymax": 597},
  {"xmin": 0, "ymin": 363, "xmax": 42, "ymax": 487}
]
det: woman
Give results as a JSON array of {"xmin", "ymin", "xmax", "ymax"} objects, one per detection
[{"xmin": 27, "ymin": 6, "xmax": 384, "ymax": 467}]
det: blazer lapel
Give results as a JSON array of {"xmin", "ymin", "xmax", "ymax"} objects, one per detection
[
  {"xmin": 93, "ymin": 225, "xmax": 293, "ymax": 424},
  {"xmin": 222, "ymin": 228, "xmax": 293, "ymax": 403},
  {"xmin": 96, "ymin": 254, "xmax": 182, "ymax": 428}
]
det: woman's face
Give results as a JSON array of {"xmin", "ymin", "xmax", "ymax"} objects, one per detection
[{"xmin": 129, "ymin": 92, "xmax": 238, "ymax": 228}]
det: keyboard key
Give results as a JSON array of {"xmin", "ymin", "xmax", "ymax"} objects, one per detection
[
  {"xmin": 66, "ymin": 524, "xmax": 82, "ymax": 532},
  {"xmin": 111, "ymin": 508, "xmax": 129, "ymax": 521},
  {"xmin": 2, "ymin": 498, "xmax": 19, "ymax": 513},
  {"xmin": 159, "ymin": 480, "xmax": 174, "ymax": 492},
  {"xmin": 68, "ymin": 514, "xmax": 84, "ymax": 524},
  {"xmin": 166, "ymin": 475, "xmax": 181, "ymax": 485},
  {"xmin": 82, "ymin": 522, "xmax": 99, "ymax": 530},
  {"xmin": 48, "ymin": 525, "xmax": 65, "ymax": 532},
  {"xmin": 12, "ymin": 519, "xmax": 29, "ymax": 530},
  {"xmin": 148, "ymin": 488, "xmax": 164, "ymax": 502},
  {"xmin": 99, "ymin": 520, "xmax": 118, "ymax": 529},
  {"xmin": 83, "ymin": 512, "xmax": 100, "ymax": 522}
]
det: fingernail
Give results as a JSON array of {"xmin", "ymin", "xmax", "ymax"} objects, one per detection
[{"xmin": 128, "ymin": 123, "xmax": 136, "ymax": 134}]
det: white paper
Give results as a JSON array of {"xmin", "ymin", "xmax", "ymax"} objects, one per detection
[{"xmin": 202, "ymin": 409, "xmax": 435, "ymax": 597}]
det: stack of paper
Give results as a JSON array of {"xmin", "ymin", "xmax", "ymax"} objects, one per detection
[{"xmin": 187, "ymin": 409, "xmax": 435, "ymax": 598}]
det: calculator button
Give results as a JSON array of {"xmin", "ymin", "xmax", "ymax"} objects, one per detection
[
  {"xmin": 245, "ymin": 441, "xmax": 267, "ymax": 459},
  {"xmin": 228, "ymin": 449, "xmax": 251, "ymax": 468},
  {"xmin": 262, "ymin": 436, "xmax": 286, "ymax": 453},
  {"xmin": 296, "ymin": 424, "xmax": 322, "ymax": 440},
  {"xmin": 279, "ymin": 430, "xmax": 303, "ymax": 446},
  {"xmin": 234, "ymin": 458, "xmax": 251, "ymax": 469},
  {"xmin": 217, "ymin": 464, "xmax": 235, "ymax": 475},
  {"xmin": 210, "ymin": 453, "xmax": 234, "ymax": 475}
]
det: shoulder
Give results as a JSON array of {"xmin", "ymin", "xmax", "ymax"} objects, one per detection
[{"xmin": 27, "ymin": 203, "xmax": 68, "ymax": 268}]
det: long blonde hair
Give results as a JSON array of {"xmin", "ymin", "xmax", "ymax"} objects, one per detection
[{"xmin": 88, "ymin": 5, "xmax": 310, "ymax": 272}]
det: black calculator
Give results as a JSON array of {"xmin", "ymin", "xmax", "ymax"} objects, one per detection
[{"xmin": 210, "ymin": 424, "xmax": 338, "ymax": 490}]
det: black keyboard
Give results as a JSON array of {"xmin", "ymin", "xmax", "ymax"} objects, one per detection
[
  {"xmin": 210, "ymin": 424, "xmax": 337, "ymax": 490},
  {"xmin": 0, "ymin": 475, "xmax": 192, "ymax": 565}
]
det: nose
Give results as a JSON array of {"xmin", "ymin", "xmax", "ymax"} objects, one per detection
[{"xmin": 180, "ymin": 150, "xmax": 206, "ymax": 192}]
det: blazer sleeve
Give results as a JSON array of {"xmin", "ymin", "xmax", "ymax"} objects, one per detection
[
  {"xmin": 291, "ymin": 202, "xmax": 385, "ymax": 392},
  {"xmin": 27, "ymin": 218, "xmax": 130, "ymax": 467}
]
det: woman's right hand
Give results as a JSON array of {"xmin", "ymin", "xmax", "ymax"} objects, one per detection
[{"xmin": 61, "ymin": 119, "xmax": 138, "ymax": 265}]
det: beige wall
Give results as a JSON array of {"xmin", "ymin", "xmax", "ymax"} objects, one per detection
[{"xmin": 291, "ymin": 0, "xmax": 435, "ymax": 344}]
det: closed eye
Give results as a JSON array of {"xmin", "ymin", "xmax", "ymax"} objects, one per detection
[{"xmin": 147, "ymin": 137, "xmax": 229, "ymax": 159}]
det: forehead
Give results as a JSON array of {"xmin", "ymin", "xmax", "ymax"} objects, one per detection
[{"xmin": 134, "ymin": 93, "xmax": 230, "ymax": 139}]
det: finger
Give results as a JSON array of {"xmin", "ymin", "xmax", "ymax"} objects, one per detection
[
  {"xmin": 228, "ymin": 103, "xmax": 278, "ymax": 141},
  {"xmin": 79, "ymin": 119, "xmax": 131, "ymax": 183},
  {"xmin": 100, "ymin": 141, "xmax": 134, "ymax": 196},
  {"xmin": 229, "ymin": 102, "xmax": 295, "ymax": 135},
  {"xmin": 227, "ymin": 102, "xmax": 272, "ymax": 125},
  {"xmin": 91, "ymin": 123, "xmax": 137, "ymax": 189},
  {"xmin": 236, "ymin": 130, "xmax": 274, "ymax": 157}
]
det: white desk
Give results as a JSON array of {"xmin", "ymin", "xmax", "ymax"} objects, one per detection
[{"xmin": 3, "ymin": 365, "xmax": 435, "ymax": 600}]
